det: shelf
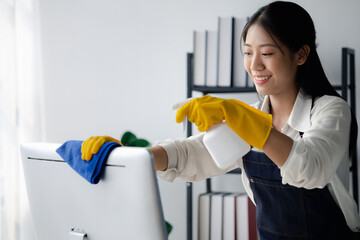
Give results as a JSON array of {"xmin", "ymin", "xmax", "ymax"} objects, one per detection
[{"xmin": 192, "ymin": 85, "xmax": 257, "ymax": 94}]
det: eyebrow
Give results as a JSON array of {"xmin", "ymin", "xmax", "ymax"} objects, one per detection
[{"xmin": 244, "ymin": 43, "xmax": 278, "ymax": 48}]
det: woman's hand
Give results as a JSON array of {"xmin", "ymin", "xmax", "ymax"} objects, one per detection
[
  {"xmin": 176, "ymin": 95, "xmax": 273, "ymax": 149},
  {"xmin": 81, "ymin": 136, "xmax": 122, "ymax": 161}
]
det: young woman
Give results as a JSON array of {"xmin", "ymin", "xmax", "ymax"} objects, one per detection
[
  {"xmin": 153, "ymin": 1, "xmax": 360, "ymax": 239},
  {"xmin": 82, "ymin": 1, "xmax": 360, "ymax": 239}
]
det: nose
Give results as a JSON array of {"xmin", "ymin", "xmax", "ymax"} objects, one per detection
[{"xmin": 250, "ymin": 53, "xmax": 265, "ymax": 71}]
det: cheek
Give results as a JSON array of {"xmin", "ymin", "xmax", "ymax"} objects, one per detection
[
  {"xmin": 275, "ymin": 60, "xmax": 297, "ymax": 78},
  {"xmin": 244, "ymin": 57, "xmax": 251, "ymax": 73}
]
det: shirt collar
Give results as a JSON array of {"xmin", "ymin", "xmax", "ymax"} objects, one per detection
[
  {"xmin": 260, "ymin": 90, "xmax": 312, "ymax": 132},
  {"xmin": 260, "ymin": 95, "xmax": 271, "ymax": 113}
]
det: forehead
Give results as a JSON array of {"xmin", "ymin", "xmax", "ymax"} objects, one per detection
[{"xmin": 244, "ymin": 24, "xmax": 278, "ymax": 48}]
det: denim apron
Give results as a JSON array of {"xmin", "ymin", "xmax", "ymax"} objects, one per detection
[{"xmin": 242, "ymin": 150, "xmax": 354, "ymax": 239}]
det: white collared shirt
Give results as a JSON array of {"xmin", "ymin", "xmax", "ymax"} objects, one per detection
[{"xmin": 157, "ymin": 90, "xmax": 360, "ymax": 231}]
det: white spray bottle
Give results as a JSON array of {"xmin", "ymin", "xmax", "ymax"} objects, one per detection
[{"xmin": 203, "ymin": 122, "xmax": 251, "ymax": 169}]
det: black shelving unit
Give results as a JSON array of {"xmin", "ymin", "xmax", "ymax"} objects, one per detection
[{"xmin": 185, "ymin": 47, "xmax": 358, "ymax": 240}]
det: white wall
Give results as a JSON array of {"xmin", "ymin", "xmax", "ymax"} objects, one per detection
[{"xmin": 37, "ymin": 0, "xmax": 360, "ymax": 239}]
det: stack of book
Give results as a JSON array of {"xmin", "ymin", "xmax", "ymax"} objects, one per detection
[
  {"xmin": 198, "ymin": 192, "xmax": 257, "ymax": 240},
  {"xmin": 193, "ymin": 17, "xmax": 250, "ymax": 88}
]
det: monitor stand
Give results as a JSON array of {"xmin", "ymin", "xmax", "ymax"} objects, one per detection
[{"xmin": 69, "ymin": 229, "xmax": 88, "ymax": 240}]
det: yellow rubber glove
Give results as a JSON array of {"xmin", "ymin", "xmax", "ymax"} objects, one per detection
[
  {"xmin": 81, "ymin": 136, "xmax": 123, "ymax": 161},
  {"xmin": 176, "ymin": 95, "xmax": 272, "ymax": 149}
]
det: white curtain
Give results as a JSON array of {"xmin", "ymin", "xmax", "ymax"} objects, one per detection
[{"xmin": 0, "ymin": 0, "xmax": 43, "ymax": 239}]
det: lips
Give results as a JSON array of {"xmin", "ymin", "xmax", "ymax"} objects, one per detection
[{"xmin": 253, "ymin": 75, "xmax": 272, "ymax": 85}]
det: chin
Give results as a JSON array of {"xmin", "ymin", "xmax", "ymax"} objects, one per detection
[{"xmin": 254, "ymin": 85, "xmax": 270, "ymax": 96}]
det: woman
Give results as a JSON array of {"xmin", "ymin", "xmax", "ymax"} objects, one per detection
[
  {"xmin": 155, "ymin": 1, "xmax": 360, "ymax": 239},
  {"xmin": 82, "ymin": 1, "xmax": 360, "ymax": 239}
]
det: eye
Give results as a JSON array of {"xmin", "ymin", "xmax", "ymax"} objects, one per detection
[
  {"xmin": 262, "ymin": 53, "xmax": 273, "ymax": 56},
  {"xmin": 243, "ymin": 52, "xmax": 251, "ymax": 56}
]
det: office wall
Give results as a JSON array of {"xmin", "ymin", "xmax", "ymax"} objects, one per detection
[{"xmin": 38, "ymin": 0, "xmax": 360, "ymax": 239}]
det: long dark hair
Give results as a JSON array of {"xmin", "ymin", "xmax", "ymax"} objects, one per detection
[{"xmin": 241, "ymin": 1, "xmax": 357, "ymax": 157}]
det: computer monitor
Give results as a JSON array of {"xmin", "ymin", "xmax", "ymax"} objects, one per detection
[{"xmin": 20, "ymin": 142, "xmax": 168, "ymax": 240}]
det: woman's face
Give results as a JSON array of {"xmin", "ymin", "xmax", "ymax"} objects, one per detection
[{"xmin": 244, "ymin": 23, "xmax": 299, "ymax": 97}]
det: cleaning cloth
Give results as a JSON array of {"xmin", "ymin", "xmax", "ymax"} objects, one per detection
[{"xmin": 56, "ymin": 140, "xmax": 121, "ymax": 184}]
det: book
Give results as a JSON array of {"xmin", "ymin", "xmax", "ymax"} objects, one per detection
[
  {"xmin": 210, "ymin": 192, "xmax": 230, "ymax": 240},
  {"xmin": 198, "ymin": 192, "xmax": 213, "ymax": 240},
  {"xmin": 236, "ymin": 194, "xmax": 257, "ymax": 240},
  {"xmin": 193, "ymin": 31, "xmax": 206, "ymax": 86},
  {"xmin": 205, "ymin": 30, "xmax": 218, "ymax": 87},
  {"xmin": 223, "ymin": 193, "xmax": 241, "ymax": 240},
  {"xmin": 217, "ymin": 17, "xmax": 235, "ymax": 87},
  {"xmin": 232, "ymin": 17, "xmax": 248, "ymax": 87},
  {"xmin": 199, "ymin": 191, "xmax": 257, "ymax": 240}
]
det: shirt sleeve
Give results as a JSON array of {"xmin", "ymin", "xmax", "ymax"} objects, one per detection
[
  {"xmin": 156, "ymin": 133, "xmax": 240, "ymax": 182},
  {"xmin": 280, "ymin": 96, "xmax": 351, "ymax": 189}
]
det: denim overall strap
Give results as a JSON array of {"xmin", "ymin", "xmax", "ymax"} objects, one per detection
[{"xmin": 242, "ymin": 150, "xmax": 353, "ymax": 240}]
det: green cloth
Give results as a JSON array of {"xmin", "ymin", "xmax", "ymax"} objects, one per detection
[
  {"xmin": 121, "ymin": 131, "xmax": 151, "ymax": 147},
  {"xmin": 165, "ymin": 220, "xmax": 173, "ymax": 235}
]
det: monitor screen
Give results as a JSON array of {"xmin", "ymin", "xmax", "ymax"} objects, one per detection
[{"xmin": 20, "ymin": 142, "xmax": 168, "ymax": 240}]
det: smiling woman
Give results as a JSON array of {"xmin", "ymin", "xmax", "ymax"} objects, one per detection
[
  {"xmin": 236, "ymin": 2, "xmax": 360, "ymax": 238},
  {"xmin": 150, "ymin": 1, "xmax": 360, "ymax": 239}
]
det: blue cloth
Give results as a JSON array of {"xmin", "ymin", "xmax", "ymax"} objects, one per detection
[{"xmin": 56, "ymin": 140, "xmax": 121, "ymax": 184}]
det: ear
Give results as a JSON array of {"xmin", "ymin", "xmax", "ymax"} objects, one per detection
[{"xmin": 296, "ymin": 45, "xmax": 310, "ymax": 66}]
